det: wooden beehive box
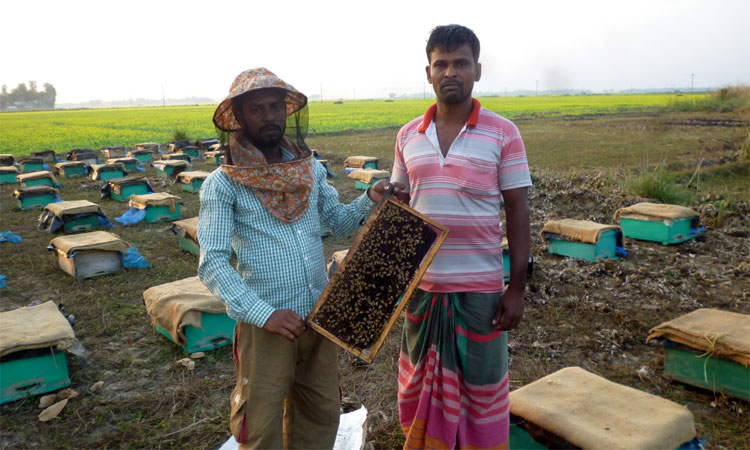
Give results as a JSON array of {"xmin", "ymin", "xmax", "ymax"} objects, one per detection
[
  {"xmin": 541, "ymin": 219, "xmax": 623, "ymax": 262},
  {"xmin": 0, "ymin": 166, "xmax": 19, "ymax": 184},
  {"xmin": 55, "ymin": 161, "xmax": 88, "ymax": 178},
  {"xmin": 308, "ymin": 195, "xmax": 448, "ymax": 363}
]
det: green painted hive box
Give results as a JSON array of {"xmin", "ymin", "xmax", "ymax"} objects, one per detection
[
  {"xmin": 647, "ymin": 308, "xmax": 749, "ymax": 401},
  {"xmin": 21, "ymin": 176, "xmax": 54, "ymax": 188},
  {"xmin": 0, "ymin": 301, "xmax": 76, "ymax": 405},
  {"xmin": 348, "ymin": 168, "xmax": 390, "ymax": 191},
  {"xmin": 19, "ymin": 163, "xmax": 45, "ymax": 173},
  {"xmin": 39, "ymin": 200, "xmax": 108, "ymax": 234},
  {"xmin": 107, "ymin": 158, "xmax": 138, "ymax": 172},
  {"xmin": 176, "ymin": 171, "xmax": 210, "ymax": 193},
  {"xmin": 13, "ymin": 186, "xmax": 59, "ymax": 210},
  {"xmin": 130, "ymin": 192, "xmax": 182, "ymax": 223},
  {"xmin": 90, "ymin": 163, "xmax": 127, "ymax": 181},
  {"xmin": 153, "ymin": 160, "xmax": 189, "ymax": 178},
  {"xmin": 510, "ymin": 367, "xmax": 699, "ymax": 450},
  {"xmin": 615, "ymin": 202, "xmax": 701, "ymax": 245},
  {"xmin": 541, "ymin": 219, "xmax": 623, "ymax": 262},
  {"xmin": 56, "ymin": 162, "xmax": 88, "ymax": 178},
  {"xmin": 179, "ymin": 147, "xmax": 201, "ymax": 158},
  {"xmin": 344, "ymin": 155, "xmax": 378, "ymax": 170},
  {"xmin": 130, "ymin": 150, "xmax": 153, "ymax": 163},
  {"xmin": 144, "ymin": 277, "xmax": 236, "ymax": 354},
  {"xmin": 62, "ymin": 214, "xmax": 100, "ymax": 233},
  {"xmin": 111, "ymin": 183, "xmax": 150, "ymax": 202},
  {"xmin": 0, "ymin": 166, "xmax": 19, "ymax": 184},
  {"xmin": 171, "ymin": 217, "xmax": 199, "ymax": 255}
]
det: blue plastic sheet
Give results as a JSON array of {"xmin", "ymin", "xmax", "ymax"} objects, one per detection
[
  {"xmin": 122, "ymin": 246, "xmax": 149, "ymax": 269},
  {"xmin": 615, "ymin": 246, "xmax": 628, "ymax": 257},
  {"xmin": 691, "ymin": 226, "xmax": 706, "ymax": 235},
  {"xmin": 0, "ymin": 231, "xmax": 22, "ymax": 243},
  {"xmin": 0, "ymin": 274, "xmax": 5, "ymax": 289},
  {"xmin": 43, "ymin": 163, "xmax": 50, "ymax": 170},
  {"xmin": 98, "ymin": 215, "xmax": 114, "ymax": 227},
  {"xmin": 115, "ymin": 207, "xmax": 147, "ymax": 225},
  {"xmin": 134, "ymin": 165, "xmax": 146, "ymax": 172}
]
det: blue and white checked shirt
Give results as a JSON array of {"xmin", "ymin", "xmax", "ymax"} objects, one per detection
[{"xmin": 198, "ymin": 150, "xmax": 375, "ymax": 327}]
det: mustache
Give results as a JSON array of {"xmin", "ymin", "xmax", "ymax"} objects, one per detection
[
  {"xmin": 260, "ymin": 124, "xmax": 282, "ymax": 133},
  {"xmin": 440, "ymin": 80, "xmax": 463, "ymax": 89}
]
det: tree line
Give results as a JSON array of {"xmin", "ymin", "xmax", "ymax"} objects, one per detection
[{"xmin": 1, "ymin": 81, "xmax": 57, "ymax": 111}]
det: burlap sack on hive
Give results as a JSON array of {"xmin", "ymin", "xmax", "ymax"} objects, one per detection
[
  {"xmin": 176, "ymin": 171, "xmax": 210, "ymax": 183},
  {"xmin": 50, "ymin": 231, "xmax": 129, "ymax": 257},
  {"xmin": 0, "ymin": 301, "xmax": 77, "ymax": 358},
  {"xmin": 45, "ymin": 200, "xmax": 100, "ymax": 217},
  {"xmin": 17, "ymin": 171, "xmax": 57, "ymax": 184},
  {"xmin": 510, "ymin": 367, "xmax": 696, "ymax": 450},
  {"xmin": 347, "ymin": 169, "xmax": 390, "ymax": 184},
  {"xmin": 172, "ymin": 217, "xmax": 198, "ymax": 242},
  {"xmin": 143, "ymin": 277, "xmax": 227, "ymax": 345},
  {"xmin": 343, "ymin": 156, "xmax": 378, "ymax": 168},
  {"xmin": 129, "ymin": 192, "xmax": 180, "ymax": 212},
  {"xmin": 614, "ymin": 202, "xmax": 699, "ymax": 223},
  {"xmin": 646, "ymin": 308, "xmax": 750, "ymax": 366},
  {"xmin": 541, "ymin": 219, "xmax": 622, "ymax": 244}
]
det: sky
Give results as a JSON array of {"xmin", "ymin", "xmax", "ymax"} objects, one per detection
[{"xmin": 2, "ymin": 0, "xmax": 749, "ymax": 104}]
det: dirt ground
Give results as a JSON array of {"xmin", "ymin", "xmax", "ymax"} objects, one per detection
[{"xmin": 0, "ymin": 111, "xmax": 748, "ymax": 449}]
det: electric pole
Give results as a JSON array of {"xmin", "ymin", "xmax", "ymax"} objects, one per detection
[
  {"xmin": 535, "ymin": 80, "xmax": 539, "ymax": 96},
  {"xmin": 691, "ymin": 73, "xmax": 694, "ymax": 94},
  {"xmin": 161, "ymin": 84, "xmax": 166, "ymax": 107}
]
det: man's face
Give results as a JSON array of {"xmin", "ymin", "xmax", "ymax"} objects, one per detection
[
  {"xmin": 426, "ymin": 44, "xmax": 481, "ymax": 105},
  {"xmin": 234, "ymin": 89, "xmax": 287, "ymax": 150}
]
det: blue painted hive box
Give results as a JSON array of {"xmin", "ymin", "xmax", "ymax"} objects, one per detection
[
  {"xmin": 347, "ymin": 168, "xmax": 390, "ymax": 190},
  {"xmin": 176, "ymin": 171, "xmax": 210, "ymax": 193},
  {"xmin": 153, "ymin": 160, "xmax": 189, "ymax": 178},
  {"xmin": 129, "ymin": 192, "xmax": 181, "ymax": 223},
  {"xmin": 49, "ymin": 231, "xmax": 128, "ymax": 278},
  {"xmin": 344, "ymin": 155, "xmax": 379, "ymax": 171},
  {"xmin": 509, "ymin": 367, "xmax": 699, "ymax": 450},
  {"xmin": 129, "ymin": 149, "xmax": 153, "ymax": 163},
  {"xmin": 171, "ymin": 217, "xmax": 200, "ymax": 255},
  {"xmin": 106, "ymin": 175, "xmax": 153, "ymax": 202},
  {"xmin": 107, "ymin": 157, "xmax": 138, "ymax": 173},
  {"xmin": 17, "ymin": 170, "xmax": 57, "ymax": 189},
  {"xmin": 89, "ymin": 163, "xmax": 126, "ymax": 181},
  {"xmin": 541, "ymin": 219, "xmax": 623, "ymax": 262},
  {"xmin": 615, "ymin": 202, "xmax": 701, "ymax": 245},
  {"xmin": 647, "ymin": 309, "xmax": 749, "ymax": 401},
  {"xmin": 13, "ymin": 185, "xmax": 60, "ymax": 210},
  {"xmin": 0, "ymin": 301, "xmax": 76, "ymax": 405},
  {"xmin": 0, "ymin": 166, "xmax": 19, "ymax": 184},
  {"xmin": 55, "ymin": 161, "xmax": 88, "ymax": 178},
  {"xmin": 143, "ymin": 277, "xmax": 236, "ymax": 353},
  {"xmin": 39, "ymin": 200, "xmax": 109, "ymax": 234}
]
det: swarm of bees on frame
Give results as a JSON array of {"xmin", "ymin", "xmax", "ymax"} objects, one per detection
[{"xmin": 314, "ymin": 202, "xmax": 438, "ymax": 350}]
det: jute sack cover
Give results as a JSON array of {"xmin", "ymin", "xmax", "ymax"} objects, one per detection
[
  {"xmin": 347, "ymin": 169, "xmax": 390, "ymax": 184},
  {"xmin": 13, "ymin": 185, "xmax": 59, "ymax": 199},
  {"xmin": 0, "ymin": 165, "xmax": 19, "ymax": 174},
  {"xmin": 510, "ymin": 367, "xmax": 696, "ymax": 450},
  {"xmin": 50, "ymin": 231, "xmax": 129, "ymax": 257},
  {"xmin": 90, "ymin": 163, "xmax": 125, "ymax": 178},
  {"xmin": 344, "ymin": 155, "xmax": 378, "ymax": 167},
  {"xmin": 647, "ymin": 308, "xmax": 749, "ymax": 366},
  {"xmin": 0, "ymin": 301, "xmax": 77, "ymax": 358},
  {"xmin": 45, "ymin": 200, "xmax": 100, "ymax": 217},
  {"xmin": 129, "ymin": 149, "xmax": 151, "ymax": 156},
  {"xmin": 143, "ymin": 276, "xmax": 227, "ymax": 345},
  {"xmin": 614, "ymin": 202, "xmax": 698, "ymax": 223},
  {"xmin": 106, "ymin": 158, "xmax": 137, "ymax": 165},
  {"xmin": 172, "ymin": 217, "xmax": 198, "ymax": 242},
  {"xmin": 129, "ymin": 192, "xmax": 180, "ymax": 212},
  {"xmin": 153, "ymin": 160, "xmax": 189, "ymax": 170},
  {"xmin": 176, "ymin": 171, "xmax": 210, "ymax": 183},
  {"xmin": 56, "ymin": 161, "xmax": 87, "ymax": 169},
  {"xmin": 17, "ymin": 170, "xmax": 57, "ymax": 184},
  {"xmin": 541, "ymin": 219, "xmax": 622, "ymax": 244}
]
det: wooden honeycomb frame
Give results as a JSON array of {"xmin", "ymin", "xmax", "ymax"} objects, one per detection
[{"xmin": 308, "ymin": 196, "xmax": 448, "ymax": 363}]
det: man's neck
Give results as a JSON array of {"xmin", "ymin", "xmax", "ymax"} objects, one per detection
[
  {"xmin": 434, "ymin": 97, "xmax": 474, "ymax": 127},
  {"xmin": 260, "ymin": 146, "xmax": 283, "ymax": 164}
]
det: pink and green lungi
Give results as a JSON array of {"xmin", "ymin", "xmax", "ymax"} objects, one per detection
[{"xmin": 399, "ymin": 291, "xmax": 510, "ymax": 449}]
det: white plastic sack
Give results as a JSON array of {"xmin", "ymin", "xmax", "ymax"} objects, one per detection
[{"xmin": 217, "ymin": 406, "xmax": 368, "ymax": 450}]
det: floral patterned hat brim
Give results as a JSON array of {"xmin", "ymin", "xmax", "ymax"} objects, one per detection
[{"xmin": 213, "ymin": 67, "xmax": 308, "ymax": 132}]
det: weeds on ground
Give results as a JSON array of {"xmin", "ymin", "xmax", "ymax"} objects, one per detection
[
  {"xmin": 172, "ymin": 129, "xmax": 189, "ymax": 141},
  {"xmin": 627, "ymin": 162, "xmax": 689, "ymax": 204},
  {"xmin": 668, "ymin": 85, "xmax": 750, "ymax": 113}
]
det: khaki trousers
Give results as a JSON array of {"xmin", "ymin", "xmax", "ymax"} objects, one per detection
[{"xmin": 230, "ymin": 321, "xmax": 340, "ymax": 450}]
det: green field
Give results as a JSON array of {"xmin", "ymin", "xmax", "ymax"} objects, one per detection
[{"xmin": 0, "ymin": 94, "xmax": 707, "ymax": 155}]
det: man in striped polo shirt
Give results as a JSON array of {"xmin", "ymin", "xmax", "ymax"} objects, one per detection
[{"xmin": 392, "ymin": 25, "xmax": 532, "ymax": 449}]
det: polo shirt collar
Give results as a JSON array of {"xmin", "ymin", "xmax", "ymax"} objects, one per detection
[{"xmin": 417, "ymin": 98, "xmax": 481, "ymax": 133}]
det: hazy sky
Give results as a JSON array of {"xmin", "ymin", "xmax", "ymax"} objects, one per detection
[{"xmin": 3, "ymin": 0, "xmax": 749, "ymax": 104}]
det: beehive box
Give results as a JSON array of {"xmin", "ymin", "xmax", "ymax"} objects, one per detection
[
  {"xmin": 129, "ymin": 149, "xmax": 153, "ymax": 163},
  {"xmin": 144, "ymin": 277, "xmax": 236, "ymax": 353},
  {"xmin": 176, "ymin": 171, "xmax": 210, "ymax": 192},
  {"xmin": 308, "ymin": 195, "xmax": 448, "ymax": 363},
  {"xmin": 541, "ymin": 219, "xmax": 622, "ymax": 262},
  {"xmin": 107, "ymin": 175, "xmax": 152, "ymax": 202},
  {"xmin": 344, "ymin": 155, "xmax": 378, "ymax": 170},
  {"xmin": 0, "ymin": 302, "xmax": 76, "ymax": 405},
  {"xmin": 347, "ymin": 169, "xmax": 390, "ymax": 190},
  {"xmin": 106, "ymin": 157, "xmax": 138, "ymax": 172},
  {"xmin": 0, "ymin": 166, "xmax": 19, "ymax": 184},
  {"xmin": 162, "ymin": 153, "xmax": 192, "ymax": 163},
  {"xmin": 153, "ymin": 160, "xmax": 189, "ymax": 177},
  {"xmin": 39, "ymin": 200, "xmax": 106, "ymax": 234},
  {"xmin": 129, "ymin": 192, "xmax": 181, "ymax": 223},
  {"xmin": 101, "ymin": 146, "xmax": 126, "ymax": 158},
  {"xmin": 647, "ymin": 309, "xmax": 749, "ymax": 401},
  {"xmin": 13, "ymin": 186, "xmax": 59, "ymax": 210},
  {"xmin": 180, "ymin": 146, "xmax": 202, "ymax": 158},
  {"xmin": 18, "ymin": 158, "xmax": 45, "ymax": 173},
  {"xmin": 49, "ymin": 231, "xmax": 128, "ymax": 278},
  {"xmin": 510, "ymin": 367, "xmax": 698, "ymax": 450},
  {"xmin": 615, "ymin": 202, "xmax": 701, "ymax": 245},
  {"xmin": 204, "ymin": 150, "xmax": 224, "ymax": 164},
  {"xmin": 67, "ymin": 150, "xmax": 98, "ymax": 166},
  {"xmin": 0, "ymin": 154, "xmax": 14, "ymax": 166},
  {"xmin": 89, "ymin": 163, "xmax": 126, "ymax": 181},
  {"xmin": 31, "ymin": 150, "xmax": 57, "ymax": 163},
  {"xmin": 135, "ymin": 142, "xmax": 159, "ymax": 152},
  {"xmin": 167, "ymin": 140, "xmax": 191, "ymax": 153},
  {"xmin": 55, "ymin": 161, "xmax": 88, "ymax": 178},
  {"xmin": 17, "ymin": 171, "xmax": 56, "ymax": 188},
  {"xmin": 171, "ymin": 217, "xmax": 200, "ymax": 255}
]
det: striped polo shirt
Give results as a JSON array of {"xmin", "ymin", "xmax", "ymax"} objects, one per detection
[{"xmin": 391, "ymin": 98, "xmax": 532, "ymax": 293}]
